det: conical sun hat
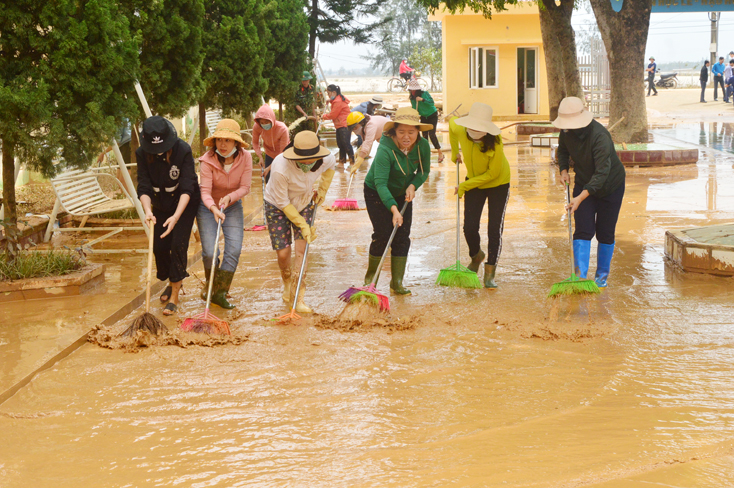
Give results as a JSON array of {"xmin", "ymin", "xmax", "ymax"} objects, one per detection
[
  {"xmin": 203, "ymin": 119, "xmax": 249, "ymax": 148},
  {"xmin": 454, "ymin": 103, "xmax": 501, "ymax": 136},
  {"xmin": 283, "ymin": 131, "xmax": 331, "ymax": 160},
  {"xmin": 383, "ymin": 107, "xmax": 433, "ymax": 133},
  {"xmin": 552, "ymin": 97, "xmax": 594, "ymax": 129}
]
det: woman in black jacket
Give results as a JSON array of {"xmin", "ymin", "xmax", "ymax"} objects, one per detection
[
  {"xmin": 136, "ymin": 116, "xmax": 200, "ymax": 315},
  {"xmin": 700, "ymin": 60, "xmax": 710, "ymax": 103}
]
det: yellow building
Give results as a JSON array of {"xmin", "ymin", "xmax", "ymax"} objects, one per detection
[{"xmin": 429, "ymin": 2, "xmax": 549, "ymax": 120}]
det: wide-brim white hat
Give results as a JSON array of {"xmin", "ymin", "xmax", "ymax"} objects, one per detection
[
  {"xmin": 454, "ymin": 102, "xmax": 501, "ymax": 136},
  {"xmin": 370, "ymin": 95, "xmax": 383, "ymax": 106},
  {"xmin": 552, "ymin": 97, "xmax": 594, "ymax": 129}
]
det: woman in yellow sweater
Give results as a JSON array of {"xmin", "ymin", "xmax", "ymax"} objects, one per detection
[{"xmin": 449, "ymin": 103, "xmax": 511, "ymax": 288}]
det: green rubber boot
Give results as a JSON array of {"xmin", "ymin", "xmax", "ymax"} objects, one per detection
[
  {"xmin": 210, "ymin": 269, "xmax": 236, "ymax": 309},
  {"xmin": 484, "ymin": 264, "xmax": 498, "ymax": 289},
  {"xmin": 390, "ymin": 256, "xmax": 411, "ymax": 295},
  {"xmin": 364, "ymin": 255, "xmax": 382, "ymax": 285},
  {"xmin": 467, "ymin": 250, "xmax": 485, "ymax": 273},
  {"xmin": 201, "ymin": 267, "xmax": 211, "ymax": 300}
]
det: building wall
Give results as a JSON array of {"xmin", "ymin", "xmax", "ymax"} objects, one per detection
[{"xmin": 435, "ymin": 5, "xmax": 549, "ymax": 120}]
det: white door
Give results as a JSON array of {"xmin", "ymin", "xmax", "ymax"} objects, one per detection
[{"xmin": 524, "ymin": 48, "xmax": 538, "ymax": 114}]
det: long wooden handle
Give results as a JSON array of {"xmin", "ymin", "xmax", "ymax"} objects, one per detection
[
  {"xmin": 290, "ymin": 204, "xmax": 318, "ymax": 312},
  {"xmin": 372, "ymin": 201, "xmax": 409, "ymax": 286},
  {"xmin": 145, "ymin": 218, "xmax": 155, "ymax": 313}
]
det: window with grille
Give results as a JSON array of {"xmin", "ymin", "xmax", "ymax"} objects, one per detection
[{"xmin": 469, "ymin": 47, "xmax": 498, "ymax": 89}]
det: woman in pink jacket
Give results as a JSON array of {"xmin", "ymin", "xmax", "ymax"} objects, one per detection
[
  {"xmin": 197, "ymin": 119, "xmax": 252, "ymax": 309},
  {"xmin": 321, "ymin": 84, "xmax": 353, "ymax": 166},
  {"xmin": 252, "ymin": 104, "xmax": 289, "ymax": 183}
]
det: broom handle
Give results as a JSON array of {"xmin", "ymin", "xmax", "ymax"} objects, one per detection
[
  {"xmin": 566, "ymin": 184, "xmax": 574, "ymax": 277},
  {"xmin": 145, "ymin": 218, "xmax": 154, "ymax": 313},
  {"xmin": 372, "ymin": 201, "xmax": 409, "ymax": 286},
  {"xmin": 290, "ymin": 203, "xmax": 318, "ymax": 312},
  {"xmin": 455, "ymin": 159, "xmax": 461, "ymax": 263},
  {"xmin": 261, "ymin": 176, "xmax": 266, "ymax": 226},
  {"xmin": 205, "ymin": 206, "xmax": 225, "ymax": 312},
  {"xmin": 345, "ymin": 173, "xmax": 354, "ymax": 199}
]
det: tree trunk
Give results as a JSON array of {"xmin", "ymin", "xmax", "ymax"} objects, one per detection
[
  {"xmin": 308, "ymin": 0, "xmax": 318, "ymax": 59},
  {"xmin": 538, "ymin": 5, "xmax": 566, "ymax": 120},
  {"xmin": 589, "ymin": 0, "xmax": 651, "ymax": 142},
  {"xmin": 2, "ymin": 141, "xmax": 17, "ymax": 226},
  {"xmin": 199, "ymin": 102, "xmax": 207, "ymax": 151},
  {"xmin": 278, "ymin": 101, "xmax": 283, "ymax": 121}
]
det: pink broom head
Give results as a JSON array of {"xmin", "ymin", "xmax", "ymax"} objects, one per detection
[
  {"xmin": 181, "ymin": 311, "xmax": 231, "ymax": 335},
  {"xmin": 245, "ymin": 224, "xmax": 267, "ymax": 231},
  {"xmin": 338, "ymin": 284, "xmax": 390, "ymax": 312},
  {"xmin": 332, "ymin": 198, "xmax": 359, "ymax": 210}
]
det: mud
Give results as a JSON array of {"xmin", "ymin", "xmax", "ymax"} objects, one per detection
[
  {"xmin": 311, "ymin": 302, "xmax": 423, "ymax": 332},
  {"xmin": 88, "ymin": 324, "xmax": 248, "ymax": 352}
]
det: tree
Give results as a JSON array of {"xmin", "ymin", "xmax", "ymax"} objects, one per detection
[
  {"xmin": 262, "ymin": 0, "xmax": 309, "ymax": 120},
  {"xmin": 589, "ymin": 0, "xmax": 651, "ymax": 142},
  {"xmin": 411, "ymin": 44, "xmax": 442, "ymax": 90},
  {"xmin": 199, "ymin": 0, "xmax": 271, "ymax": 147},
  {"xmin": 306, "ymin": 0, "xmax": 391, "ymax": 59},
  {"xmin": 538, "ymin": 0, "xmax": 583, "ymax": 120},
  {"xmin": 0, "ymin": 0, "xmax": 139, "ymax": 256},
  {"xmin": 120, "ymin": 0, "xmax": 205, "ymax": 118}
]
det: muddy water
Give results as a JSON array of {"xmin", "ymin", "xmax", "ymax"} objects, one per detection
[{"xmin": 2, "ymin": 133, "xmax": 734, "ymax": 487}]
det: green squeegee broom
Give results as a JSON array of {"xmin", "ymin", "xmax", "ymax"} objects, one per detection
[
  {"xmin": 548, "ymin": 184, "xmax": 601, "ymax": 298},
  {"xmin": 436, "ymin": 161, "xmax": 482, "ymax": 288}
]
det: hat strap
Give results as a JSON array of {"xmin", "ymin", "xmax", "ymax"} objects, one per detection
[
  {"xmin": 294, "ymin": 145, "xmax": 321, "ymax": 157},
  {"xmin": 216, "ymin": 127, "xmax": 240, "ymax": 137}
]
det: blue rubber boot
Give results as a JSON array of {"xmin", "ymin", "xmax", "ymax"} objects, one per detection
[
  {"xmin": 595, "ymin": 243, "xmax": 615, "ymax": 288},
  {"xmin": 573, "ymin": 239, "xmax": 591, "ymax": 279}
]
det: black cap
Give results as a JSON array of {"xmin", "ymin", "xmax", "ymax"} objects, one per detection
[{"xmin": 139, "ymin": 116, "xmax": 178, "ymax": 154}]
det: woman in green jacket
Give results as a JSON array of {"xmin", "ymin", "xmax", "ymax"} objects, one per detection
[
  {"xmin": 363, "ymin": 107, "xmax": 432, "ymax": 295},
  {"xmin": 449, "ymin": 103, "xmax": 511, "ymax": 288},
  {"xmin": 408, "ymin": 78, "xmax": 444, "ymax": 163}
]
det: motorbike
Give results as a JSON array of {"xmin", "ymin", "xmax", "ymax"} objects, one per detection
[{"xmin": 655, "ymin": 71, "xmax": 678, "ymax": 89}]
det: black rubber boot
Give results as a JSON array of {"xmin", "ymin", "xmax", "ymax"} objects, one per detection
[
  {"xmin": 484, "ymin": 264, "xmax": 497, "ymax": 289},
  {"xmin": 201, "ymin": 267, "xmax": 211, "ymax": 300},
  {"xmin": 390, "ymin": 256, "xmax": 411, "ymax": 295},
  {"xmin": 467, "ymin": 250, "xmax": 485, "ymax": 273},
  {"xmin": 210, "ymin": 269, "xmax": 236, "ymax": 309},
  {"xmin": 364, "ymin": 255, "xmax": 382, "ymax": 285}
]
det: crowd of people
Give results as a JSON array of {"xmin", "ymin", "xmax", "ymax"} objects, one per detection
[{"xmin": 136, "ymin": 66, "xmax": 624, "ymax": 316}]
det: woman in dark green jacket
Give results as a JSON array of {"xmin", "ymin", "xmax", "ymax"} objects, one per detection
[
  {"xmin": 554, "ymin": 97, "xmax": 626, "ymax": 288},
  {"xmin": 408, "ymin": 78, "xmax": 444, "ymax": 163},
  {"xmin": 363, "ymin": 107, "xmax": 432, "ymax": 295}
]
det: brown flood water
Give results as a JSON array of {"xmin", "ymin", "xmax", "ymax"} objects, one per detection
[{"xmin": 2, "ymin": 130, "xmax": 734, "ymax": 487}]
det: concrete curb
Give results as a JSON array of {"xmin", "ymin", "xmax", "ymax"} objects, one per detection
[{"xmin": 0, "ymin": 206, "xmax": 263, "ymax": 406}]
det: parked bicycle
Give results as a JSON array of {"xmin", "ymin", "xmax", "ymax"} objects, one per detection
[{"xmin": 387, "ymin": 73, "xmax": 429, "ymax": 92}]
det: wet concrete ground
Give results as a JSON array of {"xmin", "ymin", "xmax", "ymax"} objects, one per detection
[{"xmin": 1, "ymin": 127, "xmax": 734, "ymax": 486}]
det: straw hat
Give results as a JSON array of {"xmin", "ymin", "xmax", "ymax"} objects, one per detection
[
  {"xmin": 283, "ymin": 131, "xmax": 331, "ymax": 161},
  {"xmin": 407, "ymin": 78, "xmax": 422, "ymax": 91},
  {"xmin": 369, "ymin": 95, "xmax": 383, "ymax": 106},
  {"xmin": 139, "ymin": 116, "xmax": 178, "ymax": 154},
  {"xmin": 552, "ymin": 97, "xmax": 594, "ymax": 130},
  {"xmin": 383, "ymin": 107, "xmax": 433, "ymax": 133},
  {"xmin": 203, "ymin": 119, "xmax": 249, "ymax": 148},
  {"xmin": 454, "ymin": 103, "xmax": 501, "ymax": 136}
]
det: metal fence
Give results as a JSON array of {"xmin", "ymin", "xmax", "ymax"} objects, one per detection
[{"xmin": 578, "ymin": 38, "xmax": 610, "ymax": 117}]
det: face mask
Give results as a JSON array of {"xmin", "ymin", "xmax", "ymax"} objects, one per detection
[
  {"xmin": 329, "ymin": 95, "xmax": 336, "ymax": 101},
  {"xmin": 297, "ymin": 161, "xmax": 316, "ymax": 173},
  {"xmin": 261, "ymin": 122, "xmax": 272, "ymax": 130},
  {"xmin": 216, "ymin": 147, "xmax": 237, "ymax": 158},
  {"xmin": 467, "ymin": 128, "xmax": 487, "ymax": 140}
]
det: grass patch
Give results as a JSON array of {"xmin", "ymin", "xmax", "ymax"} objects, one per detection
[{"xmin": 0, "ymin": 250, "xmax": 86, "ymax": 281}]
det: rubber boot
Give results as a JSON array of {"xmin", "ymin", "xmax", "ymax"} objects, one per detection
[
  {"xmin": 364, "ymin": 255, "xmax": 382, "ymax": 286},
  {"xmin": 290, "ymin": 270, "xmax": 313, "ymax": 313},
  {"xmin": 467, "ymin": 250, "xmax": 485, "ymax": 273},
  {"xmin": 389, "ymin": 256, "xmax": 411, "ymax": 295},
  {"xmin": 484, "ymin": 264, "xmax": 497, "ymax": 289},
  {"xmin": 280, "ymin": 267, "xmax": 292, "ymax": 304},
  {"xmin": 200, "ymin": 266, "xmax": 211, "ymax": 300},
  {"xmin": 573, "ymin": 239, "xmax": 592, "ymax": 279},
  {"xmin": 210, "ymin": 269, "xmax": 236, "ymax": 309},
  {"xmin": 595, "ymin": 242, "xmax": 615, "ymax": 288}
]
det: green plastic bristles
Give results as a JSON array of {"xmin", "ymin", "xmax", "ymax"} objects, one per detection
[
  {"xmin": 547, "ymin": 274, "xmax": 601, "ymax": 298},
  {"xmin": 436, "ymin": 261, "xmax": 483, "ymax": 289}
]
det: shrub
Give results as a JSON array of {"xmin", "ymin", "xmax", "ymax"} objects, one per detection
[{"xmin": 0, "ymin": 250, "xmax": 86, "ymax": 281}]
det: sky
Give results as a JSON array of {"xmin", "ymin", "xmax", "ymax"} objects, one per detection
[{"xmin": 315, "ymin": 12, "xmax": 734, "ymax": 72}]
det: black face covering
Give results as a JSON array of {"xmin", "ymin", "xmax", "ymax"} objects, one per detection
[{"xmin": 566, "ymin": 124, "xmax": 593, "ymax": 138}]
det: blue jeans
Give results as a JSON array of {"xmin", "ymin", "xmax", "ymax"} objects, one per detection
[{"xmin": 196, "ymin": 200, "xmax": 244, "ymax": 272}]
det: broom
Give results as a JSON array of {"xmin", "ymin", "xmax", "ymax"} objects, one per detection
[
  {"xmin": 332, "ymin": 173, "xmax": 359, "ymax": 210},
  {"xmin": 276, "ymin": 204, "xmax": 319, "ymax": 323},
  {"xmin": 181, "ymin": 207, "xmax": 232, "ymax": 334},
  {"xmin": 339, "ymin": 201, "xmax": 408, "ymax": 312},
  {"xmin": 548, "ymin": 184, "xmax": 601, "ymax": 297},
  {"xmin": 436, "ymin": 162, "xmax": 482, "ymax": 288},
  {"xmin": 120, "ymin": 219, "xmax": 168, "ymax": 337},
  {"xmin": 246, "ymin": 176, "xmax": 267, "ymax": 231}
]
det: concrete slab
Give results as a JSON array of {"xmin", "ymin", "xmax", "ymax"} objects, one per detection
[{"xmin": 665, "ymin": 223, "xmax": 734, "ymax": 276}]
